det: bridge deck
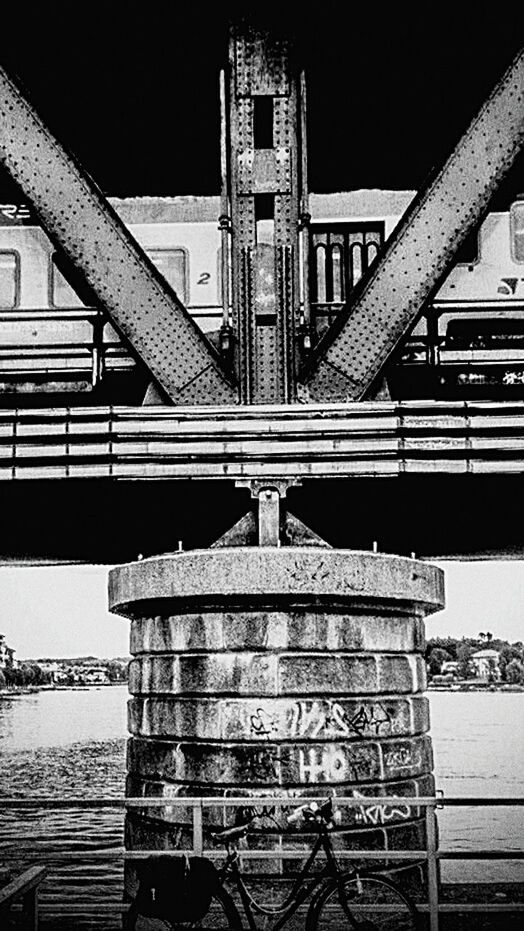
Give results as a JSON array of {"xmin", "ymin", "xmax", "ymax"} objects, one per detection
[{"xmin": 1, "ymin": 401, "xmax": 524, "ymax": 481}]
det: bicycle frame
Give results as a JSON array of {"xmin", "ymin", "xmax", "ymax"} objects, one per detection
[{"xmin": 217, "ymin": 825, "xmax": 355, "ymax": 931}]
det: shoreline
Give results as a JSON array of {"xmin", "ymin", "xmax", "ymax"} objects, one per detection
[
  {"xmin": 2, "ymin": 682, "xmax": 523, "ymax": 699},
  {"xmin": 0, "ymin": 682, "xmax": 126, "ymax": 699},
  {"xmin": 428, "ymin": 682, "xmax": 524, "ymax": 692}
]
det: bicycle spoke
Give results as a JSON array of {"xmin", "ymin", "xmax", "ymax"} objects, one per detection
[{"xmin": 311, "ymin": 876, "xmax": 419, "ymax": 931}]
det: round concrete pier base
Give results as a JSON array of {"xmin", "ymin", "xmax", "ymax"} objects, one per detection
[{"xmin": 109, "ymin": 547, "xmax": 444, "ymax": 877}]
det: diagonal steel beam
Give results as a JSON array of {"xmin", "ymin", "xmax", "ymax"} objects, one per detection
[
  {"xmin": 302, "ymin": 48, "xmax": 524, "ymax": 402},
  {"xmin": 0, "ymin": 66, "xmax": 236, "ymax": 405}
]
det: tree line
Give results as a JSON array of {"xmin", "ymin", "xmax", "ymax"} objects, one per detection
[
  {"xmin": 425, "ymin": 633, "xmax": 524, "ymax": 683},
  {"xmin": 0, "ymin": 659, "xmax": 128, "ymax": 689},
  {"xmin": 0, "ymin": 662, "xmax": 52, "ymax": 690}
]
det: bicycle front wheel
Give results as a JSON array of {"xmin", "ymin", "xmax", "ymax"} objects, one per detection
[{"xmin": 308, "ymin": 874, "xmax": 419, "ymax": 931}]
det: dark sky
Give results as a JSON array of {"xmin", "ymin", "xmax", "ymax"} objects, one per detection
[{"xmin": 1, "ymin": 3, "xmax": 524, "ymax": 200}]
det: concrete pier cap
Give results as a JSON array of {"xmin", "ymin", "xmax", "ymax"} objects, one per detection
[{"xmin": 108, "ymin": 547, "xmax": 445, "ymax": 618}]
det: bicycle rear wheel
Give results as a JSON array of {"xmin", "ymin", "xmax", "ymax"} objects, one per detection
[
  {"xmin": 191, "ymin": 887, "xmax": 243, "ymax": 930},
  {"xmin": 308, "ymin": 874, "xmax": 419, "ymax": 931},
  {"xmin": 126, "ymin": 884, "xmax": 243, "ymax": 930}
]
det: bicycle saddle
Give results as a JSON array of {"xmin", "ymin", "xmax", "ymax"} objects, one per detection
[{"xmin": 210, "ymin": 820, "xmax": 252, "ymax": 842}]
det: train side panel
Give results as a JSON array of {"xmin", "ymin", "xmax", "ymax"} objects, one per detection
[
  {"xmin": 129, "ymin": 222, "xmax": 222, "ymax": 331},
  {"xmin": 1, "ymin": 192, "xmax": 524, "ymax": 404}
]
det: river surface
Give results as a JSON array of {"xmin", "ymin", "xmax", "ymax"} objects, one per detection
[{"xmin": 0, "ymin": 687, "xmax": 523, "ymax": 926}]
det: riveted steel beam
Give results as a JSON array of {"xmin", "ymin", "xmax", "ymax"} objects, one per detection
[
  {"xmin": 225, "ymin": 25, "xmax": 305, "ymax": 403},
  {"xmin": 0, "ymin": 66, "xmax": 236, "ymax": 405},
  {"xmin": 302, "ymin": 48, "xmax": 524, "ymax": 401}
]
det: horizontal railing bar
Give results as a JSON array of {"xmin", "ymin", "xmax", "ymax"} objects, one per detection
[
  {"xmin": 432, "ymin": 299, "xmax": 524, "ymax": 309},
  {"xmin": 0, "ymin": 306, "xmax": 222, "ymax": 323},
  {"xmin": 0, "ymin": 852, "xmax": 126, "ymax": 861},
  {"xmin": 0, "ymin": 798, "xmax": 127, "ymax": 808},
  {"xmin": 430, "ymin": 905, "xmax": 524, "ymax": 913},
  {"xmin": 4, "ymin": 848, "xmax": 524, "ymax": 865},
  {"xmin": 1, "ymin": 795, "xmax": 524, "ymax": 808},
  {"xmin": 0, "ymin": 849, "xmax": 428, "ymax": 861},
  {"xmin": 2, "ymin": 848, "xmax": 524, "ymax": 862},
  {"xmin": 0, "ymin": 309, "xmax": 101, "ymax": 321},
  {"xmin": 15, "ymin": 898, "xmax": 524, "ymax": 916},
  {"xmin": 32, "ymin": 903, "xmax": 524, "ymax": 915}
]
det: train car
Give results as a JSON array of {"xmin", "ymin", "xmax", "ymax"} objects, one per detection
[{"xmin": 0, "ymin": 191, "xmax": 523, "ymax": 405}]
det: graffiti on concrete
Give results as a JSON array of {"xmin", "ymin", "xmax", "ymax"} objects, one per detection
[
  {"xmin": 250, "ymin": 707, "xmax": 279, "ymax": 738},
  {"xmin": 383, "ymin": 744, "xmax": 422, "ymax": 774},
  {"xmin": 351, "ymin": 789, "xmax": 411, "ymax": 826},
  {"xmin": 297, "ymin": 745, "xmax": 377, "ymax": 783},
  {"xmin": 288, "ymin": 699, "xmax": 398, "ymax": 740},
  {"xmin": 245, "ymin": 698, "xmax": 408, "ymax": 742},
  {"xmin": 244, "ymin": 747, "xmax": 281, "ymax": 782},
  {"xmin": 336, "ymin": 703, "xmax": 392, "ymax": 738},
  {"xmin": 287, "ymin": 558, "xmax": 331, "ymax": 585}
]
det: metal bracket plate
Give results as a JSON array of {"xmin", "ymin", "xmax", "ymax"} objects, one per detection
[{"xmin": 237, "ymin": 148, "xmax": 292, "ymax": 193}]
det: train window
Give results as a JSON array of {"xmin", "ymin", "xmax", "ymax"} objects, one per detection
[
  {"xmin": 51, "ymin": 256, "xmax": 82, "ymax": 307},
  {"xmin": 331, "ymin": 244, "xmax": 344, "ymax": 301},
  {"xmin": 309, "ymin": 223, "xmax": 384, "ymax": 308},
  {"xmin": 315, "ymin": 243, "xmax": 327, "ymax": 302},
  {"xmin": 510, "ymin": 202, "xmax": 524, "ymax": 263},
  {"xmin": 445, "ymin": 318, "xmax": 524, "ymax": 348},
  {"xmin": 0, "ymin": 251, "xmax": 19, "ymax": 308},
  {"xmin": 147, "ymin": 249, "xmax": 188, "ymax": 302}
]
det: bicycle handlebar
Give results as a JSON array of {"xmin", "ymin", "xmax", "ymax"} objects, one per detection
[
  {"xmin": 210, "ymin": 798, "xmax": 340, "ymax": 844},
  {"xmin": 286, "ymin": 798, "xmax": 339, "ymax": 826},
  {"xmin": 286, "ymin": 802, "xmax": 312, "ymax": 825}
]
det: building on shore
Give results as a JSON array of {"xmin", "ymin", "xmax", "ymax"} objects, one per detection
[
  {"xmin": 37, "ymin": 661, "xmax": 60, "ymax": 682},
  {"xmin": 0, "ymin": 634, "xmax": 16, "ymax": 669},
  {"xmin": 470, "ymin": 649, "xmax": 501, "ymax": 681}
]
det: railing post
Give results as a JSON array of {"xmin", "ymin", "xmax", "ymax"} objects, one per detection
[
  {"xmin": 425, "ymin": 801, "xmax": 440, "ymax": 931},
  {"xmin": 21, "ymin": 887, "xmax": 38, "ymax": 931},
  {"xmin": 193, "ymin": 800, "xmax": 203, "ymax": 857}
]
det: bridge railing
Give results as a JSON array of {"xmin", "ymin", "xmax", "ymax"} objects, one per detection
[{"xmin": 1, "ymin": 795, "xmax": 523, "ymax": 931}]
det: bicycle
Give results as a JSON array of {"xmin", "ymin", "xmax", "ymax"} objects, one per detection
[{"xmin": 126, "ymin": 798, "xmax": 420, "ymax": 930}]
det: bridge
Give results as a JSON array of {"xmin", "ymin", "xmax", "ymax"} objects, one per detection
[
  {"xmin": 1, "ymin": 17, "xmax": 523, "ymax": 928},
  {"xmin": 0, "ymin": 22, "xmax": 522, "ymax": 561}
]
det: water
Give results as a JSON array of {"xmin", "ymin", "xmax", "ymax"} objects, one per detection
[
  {"xmin": 0, "ymin": 687, "xmax": 523, "ymax": 926},
  {"xmin": 430, "ymin": 690, "xmax": 524, "ymax": 884},
  {"xmin": 0, "ymin": 688, "xmax": 127, "ymax": 928}
]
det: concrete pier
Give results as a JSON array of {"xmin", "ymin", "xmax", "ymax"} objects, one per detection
[{"xmin": 109, "ymin": 547, "xmax": 444, "ymax": 868}]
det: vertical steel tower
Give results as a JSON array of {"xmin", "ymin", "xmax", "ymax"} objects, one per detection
[{"xmin": 222, "ymin": 23, "xmax": 308, "ymax": 402}]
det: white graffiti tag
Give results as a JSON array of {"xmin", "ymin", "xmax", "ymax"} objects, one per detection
[
  {"xmin": 298, "ymin": 746, "xmax": 377, "ymax": 783},
  {"xmin": 352, "ymin": 790, "xmax": 411, "ymax": 826}
]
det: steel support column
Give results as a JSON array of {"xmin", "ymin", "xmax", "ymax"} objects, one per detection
[
  {"xmin": 225, "ymin": 25, "xmax": 306, "ymax": 403},
  {"xmin": 302, "ymin": 48, "xmax": 524, "ymax": 401},
  {"xmin": 0, "ymin": 67, "xmax": 236, "ymax": 405}
]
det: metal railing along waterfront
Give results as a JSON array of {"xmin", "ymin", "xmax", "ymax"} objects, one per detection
[{"xmin": 0, "ymin": 795, "xmax": 523, "ymax": 930}]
